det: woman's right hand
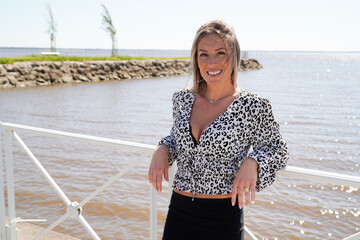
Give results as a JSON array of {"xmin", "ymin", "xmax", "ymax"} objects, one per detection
[{"xmin": 148, "ymin": 144, "xmax": 169, "ymax": 192}]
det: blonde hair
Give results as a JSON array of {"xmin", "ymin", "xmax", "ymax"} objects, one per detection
[{"xmin": 190, "ymin": 20, "xmax": 241, "ymax": 94}]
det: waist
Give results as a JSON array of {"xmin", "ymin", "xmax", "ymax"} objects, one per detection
[{"xmin": 174, "ymin": 189, "xmax": 232, "ymax": 199}]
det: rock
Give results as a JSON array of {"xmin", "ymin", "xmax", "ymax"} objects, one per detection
[
  {"xmin": 240, "ymin": 59, "xmax": 263, "ymax": 71},
  {"xmin": 36, "ymin": 67, "xmax": 46, "ymax": 74},
  {"xmin": 90, "ymin": 64, "xmax": 99, "ymax": 71},
  {"xmin": 0, "ymin": 58, "xmax": 262, "ymax": 89},
  {"xmin": 36, "ymin": 78, "xmax": 46, "ymax": 83},
  {"xmin": 78, "ymin": 75, "xmax": 89, "ymax": 82},
  {"xmin": 126, "ymin": 61, "xmax": 135, "ymax": 68},
  {"xmin": 28, "ymin": 74, "xmax": 36, "ymax": 81},
  {"xmin": 49, "ymin": 72, "xmax": 60, "ymax": 83},
  {"xmin": 5, "ymin": 65, "xmax": 14, "ymax": 72},
  {"xmin": 0, "ymin": 77, "xmax": 8, "ymax": 85},
  {"xmin": 103, "ymin": 66, "xmax": 110, "ymax": 72},
  {"xmin": 53, "ymin": 62, "xmax": 62, "ymax": 69},
  {"xmin": 62, "ymin": 75, "xmax": 73, "ymax": 83},
  {"xmin": 7, "ymin": 74, "xmax": 18, "ymax": 85},
  {"xmin": 119, "ymin": 71, "xmax": 131, "ymax": 79},
  {"xmin": 0, "ymin": 65, "xmax": 5, "ymax": 74},
  {"xmin": 15, "ymin": 82, "xmax": 26, "ymax": 88}
]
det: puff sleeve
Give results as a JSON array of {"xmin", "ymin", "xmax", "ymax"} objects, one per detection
[
  {"xmin": 248, "ymin": 97, "xmax": 289, "ymax": 191},
  {"xmin": 157, "ymin": 91, "xmax": 180, "ymax": 166}
]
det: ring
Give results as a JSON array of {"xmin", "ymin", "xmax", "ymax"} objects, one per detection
[
  {"xmin": 244, "ymin": 187, "xmax": 250, "ymax": 192},
  {"xmin": 149, "ymin": 173, "xmax": 153, "ymax": 177}
]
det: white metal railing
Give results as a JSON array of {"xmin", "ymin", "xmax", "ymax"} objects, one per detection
[
  {"xmin": 0, "ymin": 122, "xmax": 156, "ymax": 240},
  {"xmin": 0, "ymin": 122, "xmax": 359, "ymax": 240}
]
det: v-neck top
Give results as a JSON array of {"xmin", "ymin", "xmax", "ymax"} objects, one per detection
[{"xmin": 158, "ymin": 89, "xmax": 289, "ymax": 194}]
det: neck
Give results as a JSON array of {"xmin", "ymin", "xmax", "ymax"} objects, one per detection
[{"xmin": 204, "ymin": 84, "xmax": 236, "ymax": 101}]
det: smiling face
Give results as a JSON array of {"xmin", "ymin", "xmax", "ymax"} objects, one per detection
[{"xmin": 197, "ymin": 33, "xmax": 233, "ymax": 88}]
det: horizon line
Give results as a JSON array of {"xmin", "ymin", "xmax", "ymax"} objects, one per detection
[{"xmin": 0, "ymin": 46, "xmax": 360, "ymax": 54}]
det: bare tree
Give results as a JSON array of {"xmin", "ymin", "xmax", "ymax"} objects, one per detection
[
  {"xmin": 46, "ymin": 4, "xmax": 57, "ymax": 52},
  {"xmin": 101, "ymin": 4, "xmax": 117, "ymax": 56}
]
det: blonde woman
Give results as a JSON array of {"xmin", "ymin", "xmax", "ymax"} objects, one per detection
[{"xmin": 148, "ymin": 20, "xmax": 289, "ymax": 240}]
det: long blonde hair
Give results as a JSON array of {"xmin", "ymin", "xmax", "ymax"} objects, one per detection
[{"xmin": 190, "ymin": 20, "xmax": 241, "ymax": 94}]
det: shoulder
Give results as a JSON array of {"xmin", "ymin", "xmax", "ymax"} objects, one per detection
[
  {"xmin": 238, "ymin": 89, "xmax": 272, "ymax": 114},
  {"xmin": 239, "ymin": 89, "xmax": 271, "ymax": 107},
  {"xmin": 172, "ymin": 88, "xmax": 196, "ymax": 102}
]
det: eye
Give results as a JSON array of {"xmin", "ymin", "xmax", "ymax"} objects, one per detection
[
  {"xmin": 217, "ymin": 51, "xmax": 226, "ymax": 56},
  {"xmin": 199, "ymin": 52, "xmax": 208, "ymax": 57}
]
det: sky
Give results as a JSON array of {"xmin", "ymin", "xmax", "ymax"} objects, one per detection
[{"xmin": 0, "ymin": 0, "xmax": 359, "ymax": 51}]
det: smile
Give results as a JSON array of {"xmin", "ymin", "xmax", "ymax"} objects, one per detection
[{"xmin": 207, "ymin": 70, "xmax": 222, "ymax": 76}]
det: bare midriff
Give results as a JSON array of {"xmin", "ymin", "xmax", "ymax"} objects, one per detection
[{"xmin": 174, "ymin": 189, "xmax": 232, "ymax": 199}]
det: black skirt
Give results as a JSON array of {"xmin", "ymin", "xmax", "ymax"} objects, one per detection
[{"xmin": 163, "ymin": 191, "xmax": 244, "ymax": 240}]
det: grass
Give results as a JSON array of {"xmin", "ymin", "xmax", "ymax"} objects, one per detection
[{"xmin": 0, "ymin": 55, "xmax": 189, "ymax": 64}]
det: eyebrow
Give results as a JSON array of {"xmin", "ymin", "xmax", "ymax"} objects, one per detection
[{"xmin": 198, "ymin": 47, "xmax": 226, "ymax": 52}]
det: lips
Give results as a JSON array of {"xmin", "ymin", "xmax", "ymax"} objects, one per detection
[{"xmin": 207, "ymin": 70, "xmax": 222, "ymax": 76}]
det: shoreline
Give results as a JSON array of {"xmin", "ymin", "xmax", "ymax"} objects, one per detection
[{"xmin": 0, "ymin": 59, "xmax": 262, "ymax": 89}]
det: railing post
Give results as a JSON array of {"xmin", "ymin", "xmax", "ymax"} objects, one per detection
[
  {"xmin": 4, "ymin": 129, "xmax": 17, "ymax": 240},
  {"xmin": 0, "ymin": 126, "xmax": 7, "ymax": 240},
  {"xmin": 150, "ymin": 186, "xmax": 157, "ymax": 240}
]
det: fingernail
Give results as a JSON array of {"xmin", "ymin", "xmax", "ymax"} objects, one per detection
[
  {"xmin": 239, "ymin": 205, "xmax": 242, "ymax": 209},
  {"xmin": 232, "ymin": 201, "xmax": 234, "ymax": 206}
]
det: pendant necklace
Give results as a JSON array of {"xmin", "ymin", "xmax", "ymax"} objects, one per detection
[{"xmin": 203, "ymin": 90, "xmax": 235, "ymax": 104}]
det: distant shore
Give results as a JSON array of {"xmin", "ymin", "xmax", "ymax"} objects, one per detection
[{"xmin": 0, "ymin": 58, "xmax": 262, "ymax": 89}]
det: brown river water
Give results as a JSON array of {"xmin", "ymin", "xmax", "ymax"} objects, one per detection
[{"xmin": 0, "ymin": 52, "xmax": 359, "ymax": 239}]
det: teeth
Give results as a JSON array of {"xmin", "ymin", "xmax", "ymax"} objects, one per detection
[{"xmin": 208, "ymin": 70, "xmax": 221, "ymax": 75}]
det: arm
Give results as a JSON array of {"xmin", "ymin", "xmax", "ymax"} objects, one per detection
[
  {"xmin": 148, "ymin": 91, "xmax": 180, "ymax": 191},
  {"xmin": 231, "ymin": 97, "xmax": 289, "ymax": 208},
  {"xmin": 148, "ymin": 144, "xmax": 169, "ymax": 192},
  {"xmin": 248, "ymin": 97, "xmax": 289, "ymax": 191}
]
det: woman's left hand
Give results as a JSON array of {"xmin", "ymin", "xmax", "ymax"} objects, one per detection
[{"xmin": 231, "ymin": 157, "xmax": 258, "ymax": 208}]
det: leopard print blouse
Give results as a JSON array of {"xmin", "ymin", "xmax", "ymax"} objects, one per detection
[{"xmin": 159, "ymin": 88, "xmax": 289, "ymax": 195}]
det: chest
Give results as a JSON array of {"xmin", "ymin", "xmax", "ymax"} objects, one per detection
[{"xmin": 189, "ymin": 97, "xmax": 235, "ymax": 141}]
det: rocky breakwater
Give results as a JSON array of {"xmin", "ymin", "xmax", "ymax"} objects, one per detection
[{"xmin": 0, "ymin": 59, "xmax": 262, "ymax": 89}]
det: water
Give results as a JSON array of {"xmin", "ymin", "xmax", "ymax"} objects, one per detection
[{"xmin": 0, "ymin": 50, "xmax": 359, "ymax": 239}]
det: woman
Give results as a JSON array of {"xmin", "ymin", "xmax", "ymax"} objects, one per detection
[{"xmin": 148, "ymin": 20, "xmax": 289, "ymax": 240}]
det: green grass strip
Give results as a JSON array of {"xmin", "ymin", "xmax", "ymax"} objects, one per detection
[{"xmin": 0, "ymin": 55, "xmax": 189, "ymax": 64}]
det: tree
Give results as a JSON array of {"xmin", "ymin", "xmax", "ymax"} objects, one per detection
[
  {"xmin": 46, "ymin": 4, "xmax": 57, "ymax": 52},
  {"xmin": 101, "ymin": 4, "xmax": 117, "ymax": 57}
]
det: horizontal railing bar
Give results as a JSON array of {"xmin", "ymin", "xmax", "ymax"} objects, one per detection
[
  {"xmin": 2, "ymin": 122, "xmax": 359, "ymax": 189},
  {"xmin": 0, "ymin": 122, "xmax": 155, "ymax": 152},
  {"xmin": 278, "ymin": 166, "xmax": 360, "ymax": 188}
]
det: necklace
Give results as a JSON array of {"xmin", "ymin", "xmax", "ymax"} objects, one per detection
[{"xmin": 203, "ymin": 90, "xmax": 235, "ymax": 104}]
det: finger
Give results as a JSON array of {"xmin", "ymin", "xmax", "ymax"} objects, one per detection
[
  {"xmin": 251, "ymin": 185, "xmax": 256, "ymax": 202},
  {"xmin": 231, "ymin": 184, "xmax": 238, "ymax": 206},
  {"xmin": 238, "ymin": 187, "xmax": 243, "ymax": 209},
  {"xmin": 164, "ymin": 167, "xmax": 169, "ymax": 182},
  {"xmin": 156, "ymin": 174, "xmax": 162, "ymax": 192},
  {"xmin": 148, "ymin": 170, "xmax": 153, "ymax": 183},
  {"xmin": 245, "ymin": 186, "xmax": 251, "ymax": 206}
]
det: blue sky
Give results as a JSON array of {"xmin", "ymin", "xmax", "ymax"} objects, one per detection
[{"xmin": 1, "ymin": 0, "xmax": 359, "ymax": 51}]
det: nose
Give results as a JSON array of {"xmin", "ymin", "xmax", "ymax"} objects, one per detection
[{"xmin": 207, "ymin": 55, "xmax": 217, "ymax": 65}]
